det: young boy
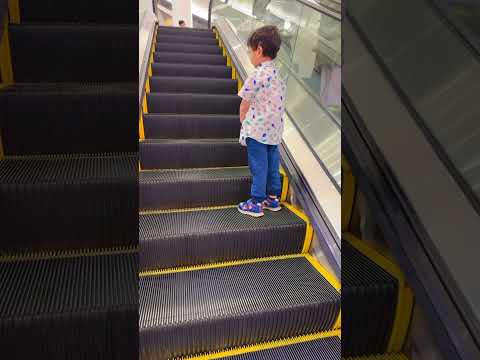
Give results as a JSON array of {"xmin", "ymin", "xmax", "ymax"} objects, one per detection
[{"xmin": 238, "ymin": 25, "xmax": 286, "ymax": 217}]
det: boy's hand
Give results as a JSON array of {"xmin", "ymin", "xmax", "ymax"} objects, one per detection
[{"xmin": 239, "ymin": 99, "xmax": 250, "ymax": 123}]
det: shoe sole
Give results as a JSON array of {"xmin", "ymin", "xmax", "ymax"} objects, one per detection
[
  {"xmin": 263, "ymin": 206, "xmax": 282, "ymax": 212},
  {"xmin": 237, "ymin": 208, "xmax": 264, "ymax": 217}
]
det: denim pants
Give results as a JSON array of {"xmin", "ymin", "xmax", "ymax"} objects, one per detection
[{"xmin": 246, "ymin": 137, "xmax": 282, "ymax": 203}]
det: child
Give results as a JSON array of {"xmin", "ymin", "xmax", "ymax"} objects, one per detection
[{"xmin": 238, "ymin": 25, "xmax": 286, "ymax": 217}]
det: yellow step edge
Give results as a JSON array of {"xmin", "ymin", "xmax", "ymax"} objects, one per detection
[
  {"xmin": 0, "ymin": 19, "xmax": 14, "ymax": 85},
  {"xmin": 140, "ymin": 204, "xmax": 237, "ymax": 215},
  {"xmin": 343, "ymin": 233, "xmax": 414, "ymax": 353},
  {"xmin": 305, "ymin": 253, "xmax": 341, "ymax": 329},
  {"xmin": 183, "ymin": 329, "xmax": 340, "ymax": 359},
  {"xmin": 8, "ymin": 0, "xmax": 20, "ymax": 23},
  {"xmin": 0, "ymin": 245, "xmax": 138, "ymax": 263},
  {"xmin": 282, "ymin": 202, "xmax": 313, "ymax": 253},
  {"xmin": 139, "ymin": 253, "xmax": 306, "ymax": 277}
]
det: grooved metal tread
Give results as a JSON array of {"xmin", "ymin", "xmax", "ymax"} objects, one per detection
[
  {"xmin": 150, "ymin": 76, "xmax": 237, "ymax": 95},
  {"xmin": 1, "ymin": 83, "xmax": 137, "ymax": 154},
  {"xmin": 220, "ymin": 335, "xmax": 341, "ymax": 359},
  {"xmin": 139, "ymin": 167, "xmax": 253, "ymax": 210},
  {"xmin": 151, "ymin": 63, "xmax": 232, "ymax": 78},
  {"xmin": 0, "ymin": 252, "xmax": 137, "ymax": 358},
  {"xmin": 0, "ymin": 153, "xmax": 137, "ymax": 183},
  {"xmin": 139, "ymin": 256, "xmax": 340, "ymax": 359},
  {"xmin": 157, "ymin": 34, "xmax": 218, "ymax": 45},
  {"xmin": 156, "ymin": 43, "xmax": 222, "ymax": 55},
  {"xmin": 140, "ymin": 166, "xmax": 250, "ymax": 184},
  {"xmin": 140, "ymin": 206, "xmax": 304, "ymax": 239},
  {"xmin": 342, "ymin": 240, "xmax": 399, "ymax": 357},
  {"xmin": 143, "ymin": 113, "xmax": 239, "ymax": 139},
  {"xmin": 139, "ymin": 207, "xmax": 306, "ymax": 270}
]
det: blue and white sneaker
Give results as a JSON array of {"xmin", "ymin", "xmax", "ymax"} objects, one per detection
[
  {"xmin": 238, "ymin": 199, "xmax": 264, "ymax": 217},
  {"xmin": 262, "ymin": 196, "xmax": 282, "ymax": 211}
]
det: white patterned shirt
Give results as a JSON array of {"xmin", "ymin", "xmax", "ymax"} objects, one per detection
[{"xmin": 238, "ymin": 60, "xmax": 286, "ymax": 146}]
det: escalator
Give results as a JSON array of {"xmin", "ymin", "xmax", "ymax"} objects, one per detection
[
  {"xmin": 0, "ymin": 1, "xmax": 137, "ymax": 358},
  {"xmin": 207, "ymin": 1, "xmax": 415, "ymax": 359},
  {"xmin": 138, "ymin": 25, "xmax": 341, "ymax": 359}
]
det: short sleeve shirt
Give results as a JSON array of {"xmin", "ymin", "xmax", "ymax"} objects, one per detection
[{"xmin": 238, "ymin": 60, "xmax": 286, "ymax": 146}]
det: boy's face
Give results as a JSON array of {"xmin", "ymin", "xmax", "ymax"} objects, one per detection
[{"xmin": 248, "ymin": 46, "xmax": 264, "ymax": 67}]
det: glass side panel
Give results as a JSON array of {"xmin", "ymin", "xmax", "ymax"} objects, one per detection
[{"xmin": 212, "ymin": 0, "xmax": 341, "ymax": 187}]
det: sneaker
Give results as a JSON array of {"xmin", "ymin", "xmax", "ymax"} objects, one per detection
[
  {"xmin": 262, "ymin": 196, "xmax": 282, "ymax": 211},
  {"xmin": 238, "ymin": 199, "xmax": 264, "ymax": 217}
]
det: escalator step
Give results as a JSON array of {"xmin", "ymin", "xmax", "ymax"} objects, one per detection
[
  {"xmin": 209, "ymin": 335, "xmax": 341, "ymax": 359},
  {"xmin": 139, "ymin": 167, "xmax": 253, "ymax": 210},
  {"xmin": 154, "ymin": 52, "xmax": 226, "ymax": 65},
  {"xmin": 139, "ymin": 206, "xmax": 305, "ymax": 270},
  {"xmin": 156, "ymin": 42, "xmax": 222, "ymax": 55},
  {"xmin": 0, "ymin": 83, "xmax": 137, "ymax": 155},
  {"xmin": 144, "ymin": 113, "xmax": 239, "ymax": 139},
  {"xmin": 157, "ymin": 26, "xmax": 215, "ymax": 38},
  {"xmin": 0, "ymin": 252, "xmax": 137, "ymax": 359},
  {"xmin": 139, "ymin": 256, "xmax": 340, "ymax": 359},
  {"xmin": 152, "ymin": 63, "xmax": 232, "ymax": 78},
  {"xmin": 18, "ymin": 0, "xmax": 137, "ymax": 24},
  {"xmin": 342, "ymin": 239, "xmax": 398, "ymax": 357},
  {"xmin": 0, "ymin": 154, "xmax": 137, "ymax": 252},
  {"xmin": 147, "ymin": 93, "xmax": 240, "ymax": 114},
  {"xmin": 9, "ymin": 24, "xmax": 136, "ymax": 82},
  {"xmin": 140, "ymin": 138, "xmax": 247, "ymax": 169},
  {"xmin": 150, "ymin": 76, "xmax": 237, "ymax": 94},
  {"xmin": 157, "ymin": 34, "xmax": 218, "ymax": 46}
]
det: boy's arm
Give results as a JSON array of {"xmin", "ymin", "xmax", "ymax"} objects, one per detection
[
  {"xmin": 238, "ymin": 71, "xmax": 258, "ymax": 123},
  {"xmin": 239, "ymin": 99, "xmax": 250, "ymax": 123}
]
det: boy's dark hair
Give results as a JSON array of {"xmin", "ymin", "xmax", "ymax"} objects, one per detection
[
  {"xmin": 247, "ymin": 25, "xmax": 281, "ymax": 59},
  {"xmin": 179, "ymin": 20, "xmax": 185, "ymax": 25}
]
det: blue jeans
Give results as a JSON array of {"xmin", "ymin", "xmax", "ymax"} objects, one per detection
[{"xmin": 246, "ymin": 137, "xmax": 282, "ymax": 203}]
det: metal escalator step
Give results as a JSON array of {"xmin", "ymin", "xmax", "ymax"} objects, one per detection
[
  {"xmin": 0, "ymin": 83, "xmax": 137, "ymax": 155},
  {"xmin": 143, "ymin": 113, "xmax": 239, "ymax": 139},
  {"xmin": 157, "ymin": 26, "xmax": 216, "ymax": 38},
  {"xmin": 150, "ymin": 76, "xmax": 237, "ymax": 94},
  {"xmin": 9, "ymin": 24, "xmax": 136, "ymax": 82},
  {"xmin": 147, "ymin": 93, "xmax": 240, "ymax": 114},
  {"xmin": 343, "ymin": 354, "xmax": 408, "ymax": 360},
  {"xmin": 0, "ymin": 252, "xmax": 137, "ymax": 359},
  {"xmin": 139, "ymin": 167, "xmax": 252, "ymax": 210},
  {"xmin": 212, "ymin": 335, "xmax": 341, "ymax": 359},
  {"xmin": 152, "ymin": 63, "xmax": 232, "ymax": 78},
  {"xmin": 342, "ymin": 240, "xmax": 399, "ymax": 357},
  {"xmin": 156, "ymin": 34, "xmax": 218, "ymax": 46},
  {"xmin": 140, "ymin": 138, "xmax": 247, "ymax": 169},
  {"xmin": 18, "ymin": 0, "xmax": 137, "ymax": 24},
  {"xmin": 0, "ymin": 154, "xmax": 137, "ymax": 252},
  {"xmin": 154, "ymin": 52, "xmax": 226, "ymax": 65},
  {"xmin": 139, "ymin": 256, "xmax": 340, "ymax": 359},
  {"xmin": 156, "ymin": 42, "xmax": 222, "ymax": 55},
  {"xmin": 139, "ymin": 206, "xmax": 305, "ymax": 270}
]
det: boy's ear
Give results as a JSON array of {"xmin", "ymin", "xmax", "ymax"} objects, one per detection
[{"xmin": 256, "ymin": 45, "xmax": 264, "ymax": 56}]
